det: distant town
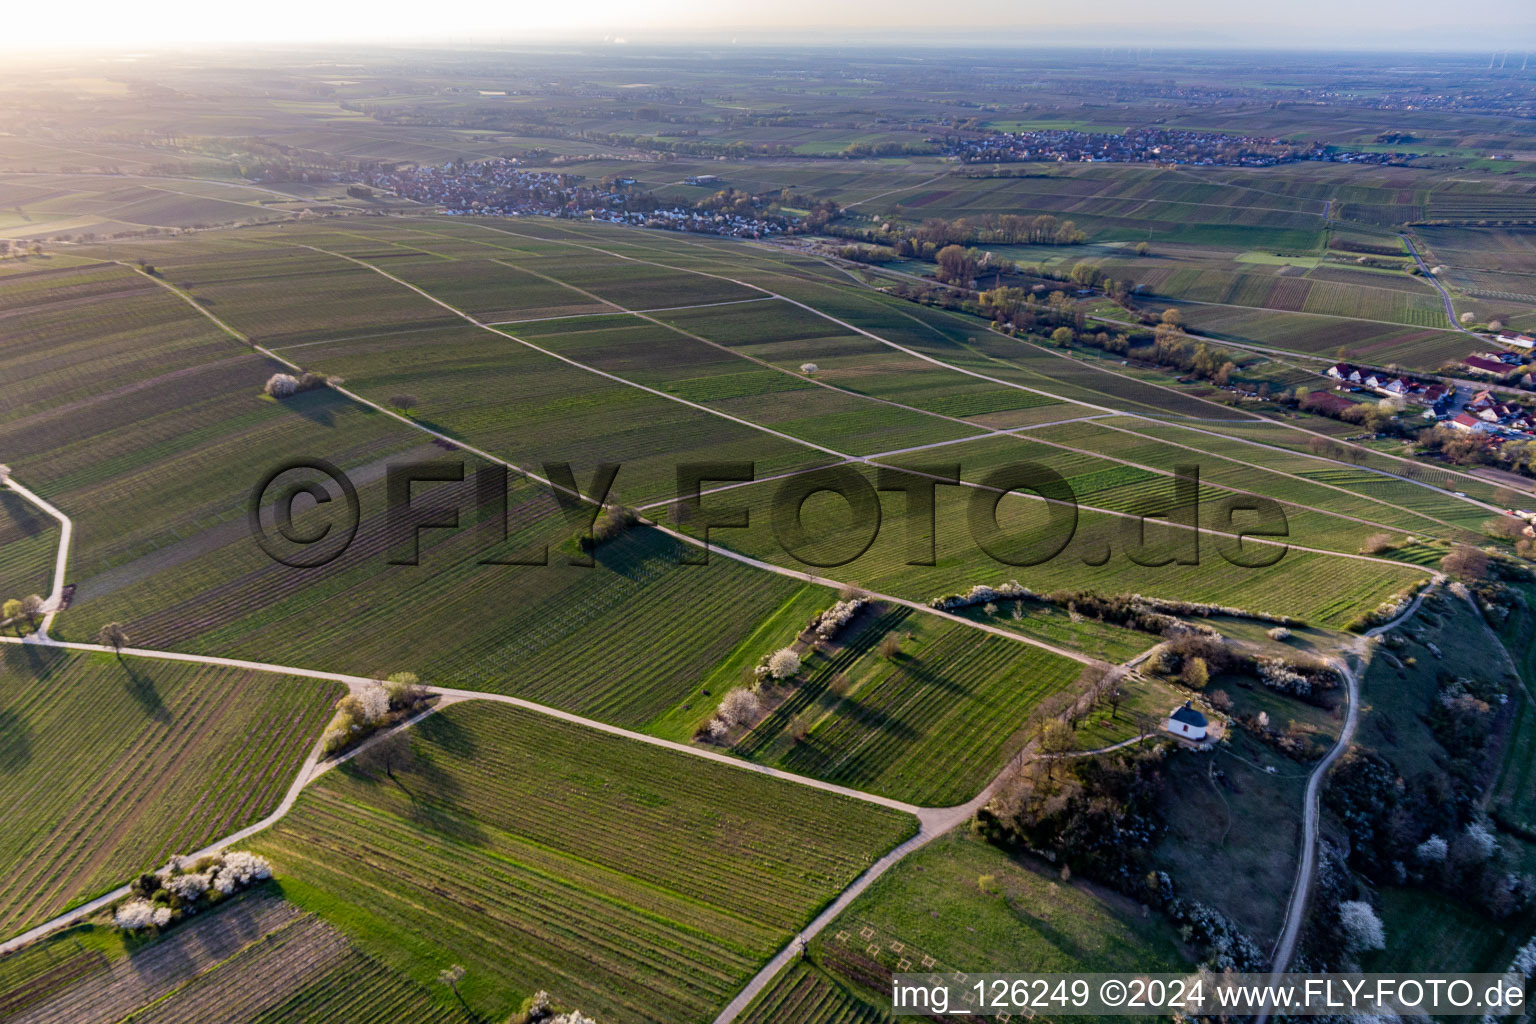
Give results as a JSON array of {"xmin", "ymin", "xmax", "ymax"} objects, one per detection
[
  {"xmin": 359, "ymin": 159, "xmax": 796, "ymax": 238},
  {"xmin": 950, "ymin": 128, "xmax": 1419, "ymax": 166}
]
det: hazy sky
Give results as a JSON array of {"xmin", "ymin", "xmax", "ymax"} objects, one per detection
[{"xmin": 6, "ymin": 0, "xmax": 1535, "ymax": 52}]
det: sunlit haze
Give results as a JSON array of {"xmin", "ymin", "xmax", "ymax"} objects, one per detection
[{"xmin": 6, "ymin": 0, "xmax": 1536, "ymax": 52}]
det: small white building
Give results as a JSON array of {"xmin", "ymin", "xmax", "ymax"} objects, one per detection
[{"xmin": 1165, "ymin": 701, "xmax": 1208, "ymax": 741}]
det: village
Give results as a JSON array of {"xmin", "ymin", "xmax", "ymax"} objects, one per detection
[
  {"xmin": 948, "ymin": 127, "xmax": 1418, "ymax": 166},
  {"xmin": 358, "ymin": 158, "xmax": 792, "ymax": 238}
]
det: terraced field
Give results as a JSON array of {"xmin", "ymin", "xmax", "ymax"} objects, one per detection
[
  {"xmin": 253, "ymin": 701, "xmax": 917, "ymax": 1023},
  {"xmin": 0, "ymin": 649, "xmax": 338, "ymax": 937},
  {"xmin": 733, "ymin": 606, "xmax": 1084, "ymax": 804}
]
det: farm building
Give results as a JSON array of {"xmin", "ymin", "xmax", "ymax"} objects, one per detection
[
  {"xmin": 1464, "ymin": 355, "xmax": 1510, "ymax": 376},
  {"xmin": 1305, "ymin": 390, "xmax": 1357, "ymax": 416},
  {"xmin": 1164, "ymin": 701, "xmax": 1208, "ymax": 741}
]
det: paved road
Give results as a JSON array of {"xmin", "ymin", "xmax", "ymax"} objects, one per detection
[
  {"xmin": 1401, "ymin": 232, "xmax": 1477, "ymax": 337},
  {"xmin": 1256, "ymin": 582, "xmax": 1439, "ymax": 1024}
]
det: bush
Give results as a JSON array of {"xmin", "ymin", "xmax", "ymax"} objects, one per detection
[
  {"xmin": 1267, "ymin": 626, "xmax": 1292, "ymax": 641},
  {"xmin": 113, "ymin": 850, "xmax": 271, "ymax": 932},
  {"xmin": 385, "ymin": 671, "xmax": 426, "ymax": 707}
]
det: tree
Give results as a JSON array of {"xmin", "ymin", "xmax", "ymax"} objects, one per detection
[
  {"xmin": 718, "ymin": 687, "xmax": 761, "ymax": 726},
  {"xmin": 1160, "ymin": 308, "xmax": 1182, "ymax": 328},
  {"xmin": 390, "ymin": 393, "xmax": 419, "ymax": 414},
  {"xmin": 1441, "ymin": 543, "xmax": 1490, "ymax": 581},
  {"xmin": 879, "ymin": 632, "xmax": 902, "ymax": 659},
  {"xmin": 1050, "ymin": 326, "xmax": 1075, "ymax": 348},
  {"xmin": 1460, "ymin": 311, "xmax": 1476, "ymax": 325},
  {"xmin": 1338, "ymin": 900, "xmax": 1386, "ymax": 952},
  {"xmin": 767, "ymin": 647, "xmax": 801, "ymax": 679},
  {"xmin": 1135, "ymin": 241, "xmax": 1150, "ymax": 257},
  {"xmin": 1182, "ymin": 656, "xmax": 1209, "ymax": 689},
  {"xmin": 384, "ymin": 671, "xmax": 425, "ymax": 707},
  {"xmin": 437, "ymin": 964, "xmax": 467, "ymax": 1006},
  {"xmin": 1039, "ymin": 719, "xmax": 1075, "ymax": 776},
  {"xmin": 97, "ymin": 622, "xmax": 129, "ymax": 655},
  {"xmin": 934, "ymin": 244, "xmax": 977, "ymax": 285},
  {"xmin": 1105, "ymin": 687, "xmax": 1125, "ymax": 720},
  {"xmin": 19, "ymin": 594, "xmax": 44, "ymax": 628},
  {"xmin": 264, "ymin": 373, "xmax": 300, "ymax": 398},
  {"xmin": 1, "ymin": 598, "xmax": 20, "ymax": 625}
]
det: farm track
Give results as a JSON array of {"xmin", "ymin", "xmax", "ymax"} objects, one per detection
[{"xmin": 1257, "ymin": 582, "xmax": 1438, "ymax": 1024}]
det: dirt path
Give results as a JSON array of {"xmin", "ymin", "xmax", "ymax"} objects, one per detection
[{"xmin": 1257, "ymin": 582, "xmax": 1438, "ymax": 1024}]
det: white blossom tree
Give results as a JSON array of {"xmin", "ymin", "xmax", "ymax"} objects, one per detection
[
  {"xmin": 264, "ymin": 373, "xmax": 300, "ymax": 398},
  {"xmin": 114, "ymin": 899, "xmax": 156, "ymax": 930},
  {"xmin": 1339, "ymin": 900, "xmax": 1386, "ymax": 952},
  {"xmin": 718, "ymin": 687, "xmax": 761, "ymax": 727},
  {"xmin": 767, "ymin": 647, "xmax": 801, "ymax": 680},
  {"xmin": 358, "ymin": 682, "xmax": 390, "ymax": 724}
]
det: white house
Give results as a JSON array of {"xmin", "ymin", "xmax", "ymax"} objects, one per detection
[{"xmin": 1165, "ymin": 701, "xmax": 1208, "ymax": 741}]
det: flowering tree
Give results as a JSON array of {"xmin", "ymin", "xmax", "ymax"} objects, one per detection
[
  {"xmin": 264, "ymin": 373, "xmax": 300, "ymax": 398},
  {"xmin": 1339, "ymin": 900, "xmax": 1386, "ymax": 952},
  {"xmin": 114, "ymin": 899, "xmax": 156, "ymax": 930},
  {"xmin": 719, "ymin": 687, "xmax": 761, "ymax": 727},
  {"xmin": 358, "ymin": 682, "xmax": 390, "ymax": 723},
  {"xmin": 767, "ymin": 647, "xmax": 801, "ymax": 680}
]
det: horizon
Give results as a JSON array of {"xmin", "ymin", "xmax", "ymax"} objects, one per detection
[{"xmin": 5, "ymin": 0, "xmax": 1536, "ymax": 56}]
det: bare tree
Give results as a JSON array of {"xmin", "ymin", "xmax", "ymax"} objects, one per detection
[
  {"xmin": 390, "ymin": 394, "xmax": 420, "ymax": 414},
  {"xmin": 1039, "ymin": 719, "xmax": 1075, "ymax": 777},
  {"xmin": 353, "ymin": 730, "xmax": 417, "ymax": 786}
]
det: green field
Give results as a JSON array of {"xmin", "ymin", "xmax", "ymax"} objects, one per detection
[
  {"xmin": 252, "ymin": 700, "xmax": 917, "ymax": 1022},
  {"xmin": 793, "ymin": 831, "xmax": 1188, "ymax": 1017},
  {"xmin": 0, "ymin": 648, "xmax": 338, "ymax": 938}
]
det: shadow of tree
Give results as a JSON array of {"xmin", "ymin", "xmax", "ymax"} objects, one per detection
[{"xmin": 121, "ymin": 660, "xmax": 170, "ymax": 722}]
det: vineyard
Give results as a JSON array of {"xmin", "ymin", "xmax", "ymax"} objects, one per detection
[
  {"xmin": 252, "ymin": 701, "xmax": 916, "ymax": 1023},
  {"xmin": 734, "ymin": 607, "xmax": 1083, "ymax": 805},
  {"xmin": 0, "ymin": 891, "xmax": 457, "ymax": 1024},
  {"xmin": 737, "ymin": 962, "xmax": 885, "ymax": 1024},
  {"xmin": 0, "ymin": 648, "xmax": 338, "ymax": 936},
  {"xmin": 0, "ymin": 488, "xmax": 57, "ymax": 602}
]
